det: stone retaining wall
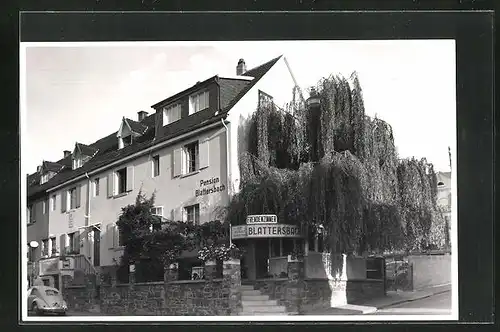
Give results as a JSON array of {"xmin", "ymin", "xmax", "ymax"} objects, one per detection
[
  {"xmin": 99, "ymin": 280, "xmax": 230, "ymax": 315},
  {"xmin": 62, "ymin": 259, "xmax": 242, "ymax": 316}
]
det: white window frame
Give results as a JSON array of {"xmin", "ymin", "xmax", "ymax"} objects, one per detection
[
  {"xmin": 184, "ymin": 204, "xmax": 200, "ymax": 225},
  {"xmin": 152, "ymin": 155, "xmax": 160, "ymax": 177},
  {"xmin": 150, "ymin": 206, "xmax": 164, "ymax": 231},
  {"xmin": 50, "ymin": 194, "xmax": 56, "ymax": 211},
  {"xmin": 151, "ymin": 206, "xmax": 164, "ymax": 217},
  {"xmin": 189, "ymin": 90, "xmax": 209, "ymax": 115},
  {"xmin": 184, "ymin": 141, "xmax": 199, "ymax": 174},
  {"xmin": 40, "ymin": 173, "xmax": 49, "ymax": 184},
  {"xmin": 42, "ymin": 201, "xmax": 46, "ymax": 214},
  {"xmin": 163, "ymin": 104, "xmax": 182, "ymax": 125},
  {"xmin": 72, "ymin": 157, "xmax": 82, "ymax": 170}
]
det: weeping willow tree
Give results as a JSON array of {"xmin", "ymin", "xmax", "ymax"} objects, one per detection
[{"xmin": 230, "ymin": 72, "xmax": 447, "ymax": 255}]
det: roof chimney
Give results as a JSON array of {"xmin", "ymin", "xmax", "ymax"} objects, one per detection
[
  {"xmin": 63, "ymin": 150, "xmax": 71, "ymax": 158},
  {"xmin": 236, "ymin": 58, "xmax": 247, "ymax": 76},
  {"xmin": 37, "ymin": 165, "xmax": 42, "ymax": 173},
  {"xmin": 137, "ymin": 110, "xmax": 149, "ymax": 122}
]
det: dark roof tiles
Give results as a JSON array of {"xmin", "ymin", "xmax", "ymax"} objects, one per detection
[
  {"xmin": 75, "ymin": 143, "xmax": 99, "ymax": 157},
  {"xmin": 42, "ymin": 161, "xmax": 64, "ymax": 173}
]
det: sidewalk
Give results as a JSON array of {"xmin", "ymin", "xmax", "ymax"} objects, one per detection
[{"xmin": 306, "ymin": 283, "xmax": 451, "ymax": 315}]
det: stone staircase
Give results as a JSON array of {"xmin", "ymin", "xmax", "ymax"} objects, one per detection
[{"xmin": 239, "ymin": 285, "xmax": 295, "ymax": 316}]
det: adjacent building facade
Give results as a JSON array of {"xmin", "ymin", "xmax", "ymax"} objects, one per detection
[
  {"xmin": 26, "ymin": 55, "xmax": 299, "ymax": 285},
  {"xmin": 436, "ymin": 171, "xmax": 452, "ymax": 249}
]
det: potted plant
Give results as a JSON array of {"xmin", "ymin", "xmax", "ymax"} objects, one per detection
[
  {"xmin": 217, "ymin": 244, "xmax": 244, "ymax": 264},
  {"xmin": 198, "ymin": 245, "xmax": 217, "ymax": 265}
]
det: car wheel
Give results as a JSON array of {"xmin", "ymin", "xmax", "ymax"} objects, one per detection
[{"xmin": 32, "ymin": 303, "xmax": 41, "ymax": 316}]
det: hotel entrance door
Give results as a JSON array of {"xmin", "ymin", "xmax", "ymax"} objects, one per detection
[{"xmin": 254, "ymin": 239, "xmax": 270, "ymax": 279}]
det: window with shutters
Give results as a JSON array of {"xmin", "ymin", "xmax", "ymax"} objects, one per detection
[
  {"xmin": 185, "ymin": 204, "xmax": 200, "ymax": 225},
  {"xmin": 163, "ymin": 104, "xmax": 182, "ymax": 125},
  {"xmin": 152, "ymin": 155, "xmax": 160, "ymax": 177},
  {"xmin": 94, "ymin": 177, "xmax": 100, "ymax": 197},
  {"xmin": 116, "ymin": 168, "xmax": 127, "ymax": 194},
  {"xmin": 50, "ymin": 237, "xmax": 57, "ymax": 256},
  {"xmin": 68, "ymin": 233, "xmax": 74, "ymax": 253},
  {"xmin": 185, "ymin": 141, "xmax": 199, "ymax": 173},
  {"xmin": 117, "ymin": 225, "xmax": 125, "ymax": 247},
  {"xmin": 67, "ymin": 232, "xmax": 80, "ymax": 254},
  {"xmin": 69, "ymin": 187, "xmax": 77, "ymax": 209},
  {"xmin": 189, "ymin": 90, "xmax": 209, "ymax": 115},
  {"xmin": 27, "ymin": 204, "xmax": 35, "ymax": 224}
]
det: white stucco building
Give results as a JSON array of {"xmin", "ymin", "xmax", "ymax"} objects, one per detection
[{"xmin": 26, "ymin": 55, "xmax": 301, "ymax": 284}]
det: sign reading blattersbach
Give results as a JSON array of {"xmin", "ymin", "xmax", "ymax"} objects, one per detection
[{"xmin": 231, "ymin": 223, "xmax": 302, "ymax": 239}]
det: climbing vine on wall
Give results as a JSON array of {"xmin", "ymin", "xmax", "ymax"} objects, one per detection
[{"xmin": 231, "ymin": 73, "xmax": 447, "ymax": 255}]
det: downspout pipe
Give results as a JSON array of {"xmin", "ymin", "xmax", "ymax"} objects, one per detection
[
  {"xmin": 84, "ymin": 172, "xmax": 92, "ymax": 260},
  {"xmin": 221, "ymin": 118, "xmax": 232, "ymax": 246}
]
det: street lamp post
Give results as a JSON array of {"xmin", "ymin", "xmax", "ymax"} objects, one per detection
[{"xmin": 28, "ymin": 241, "xmax": 39, "ymax": 287}]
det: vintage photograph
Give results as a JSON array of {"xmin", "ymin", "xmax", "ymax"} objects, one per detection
[{"xmin": 21, "ymin": 40, "xmax": 457, "ymax": 321}]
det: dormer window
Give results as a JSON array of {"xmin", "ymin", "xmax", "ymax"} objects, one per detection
[
  {"xmin": 123, "ymin": 135, "xmax": 133, "ymax": 147},
  {"xmin": 189, "ymin": 90, "xmax": 209, "ymax": 115},
  {"xmin": 163, "ymin": 104, "xmax": 182, "ymax": 125},
  {"xmin": 117, "ymin": 117, "xmax": 148, "ymax": 150},
  {"xmin": 72, "ymin": 157, "xmax": 83, "ymax": 170},
  {"xmin": 38, "ymin": 161, "xmax": 63, "ymax": 183},
  {"xmin": 118, "ymin": 135, "xmax": 134, "ymax": 149},
  {"xmin": 71, "ymin": 143, "xmax": 98, "ymax": 169},
  {"xmin": 40, "ymin": 173, "xmax": 51, "ymax": 184}
]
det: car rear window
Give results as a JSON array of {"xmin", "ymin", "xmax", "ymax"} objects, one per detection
[{"xmin": 45, "ymin": 289, "xmax": 59, "ymax": 296}]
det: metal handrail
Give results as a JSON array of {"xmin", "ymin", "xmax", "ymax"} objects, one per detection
[{"xmin": 64, "ymin": 254, "xmax": 97, "ymax": 275}]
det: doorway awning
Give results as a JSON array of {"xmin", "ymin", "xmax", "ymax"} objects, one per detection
[{"xmin": 77, "ymin": 223, "xmax": 101, "ymax": 232}]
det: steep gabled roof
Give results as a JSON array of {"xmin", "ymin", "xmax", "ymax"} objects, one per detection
[
  {"xmin": 124, "ymin": 118, "xmax": 148, "ymax": 135},
  {"xmin": 220, "ymin": 55, "xmax": 282, "ymax": 113},
  {"xmin": 27, "ymin": 56, "xmax": 282, "ymax": 199},
  {"xmin": 74, "ymin": 142, "xmax": 99, "ymax": 157},
  {"xmin": 42, "ymin": 161, "xmax": 64, "ymax": 173}
]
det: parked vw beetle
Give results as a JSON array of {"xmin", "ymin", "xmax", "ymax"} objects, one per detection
[{"xmin": 27, "ymin": 286, "xmax": 67, "ymax": 315}]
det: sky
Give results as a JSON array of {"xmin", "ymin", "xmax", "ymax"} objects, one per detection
[{"xmin": 21, "ymin": 40, "xmax": 456, "ymax": 175}]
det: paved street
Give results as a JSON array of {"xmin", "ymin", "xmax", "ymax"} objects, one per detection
[{"xmin": 370, "ymin": 291, "xmax": 451, "ymax": 315}]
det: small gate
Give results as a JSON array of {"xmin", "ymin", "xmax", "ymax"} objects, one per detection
[{"xmin": 385, "ymin": 256, "xmax": 413, "ymax": 291}]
